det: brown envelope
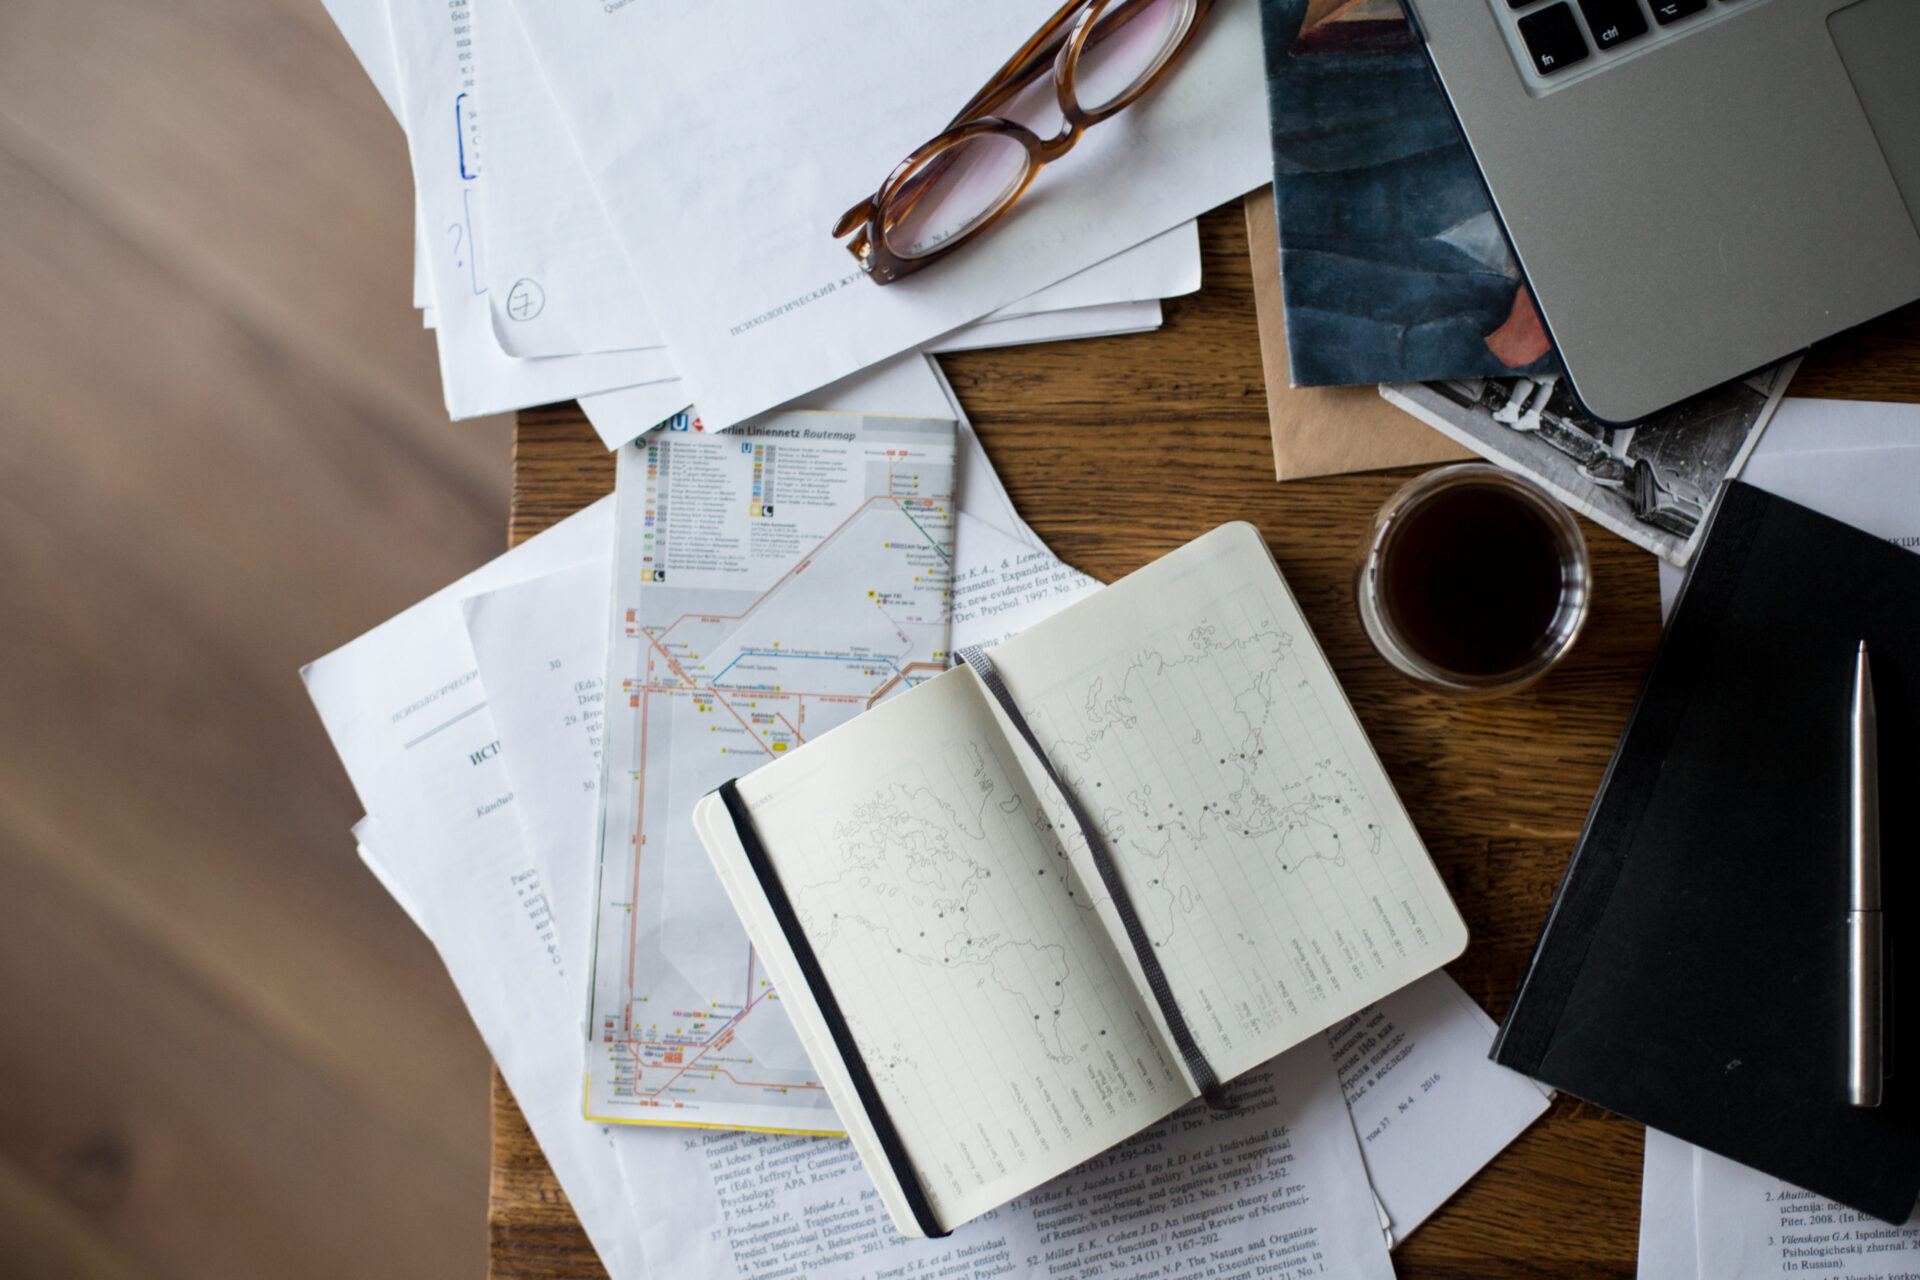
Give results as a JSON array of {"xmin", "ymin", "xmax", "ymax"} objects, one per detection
[{"xmin": 1245, "ymin": 186, "xmax": 1474, "ymax": 481}]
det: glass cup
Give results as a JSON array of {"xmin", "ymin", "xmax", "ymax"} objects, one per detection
[{"xmin": 1356, "ymin": 464, "xmax": 1591, "ymax": 697}]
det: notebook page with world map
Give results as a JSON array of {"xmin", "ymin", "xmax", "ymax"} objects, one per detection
[
  {"xmin": 990, "ymin": 522, "xmax": 1467, "ymax": 1082},
  {"xmin": 696, "ymin": 522, "xmax": 1467, "ymax": 1236}
]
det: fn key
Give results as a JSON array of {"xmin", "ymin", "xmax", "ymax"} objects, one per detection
[{"xmin": 1518, "ymin": 3, "xmax": 1589, "ymax": 74}]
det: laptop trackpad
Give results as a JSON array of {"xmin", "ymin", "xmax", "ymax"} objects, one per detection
[{"xmin": 1829, "ymin": 0, "xmax": 1920, "ymax": 226}]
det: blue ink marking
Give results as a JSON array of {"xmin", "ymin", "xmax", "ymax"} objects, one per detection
[{"xmin": 455, "ymin": 92, "xmax": 478, "ymax": 180}]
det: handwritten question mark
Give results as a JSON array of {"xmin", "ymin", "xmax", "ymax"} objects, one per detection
[{"xmin": 447, "ymin": 222, "xmax": 465, "ymax": 271}]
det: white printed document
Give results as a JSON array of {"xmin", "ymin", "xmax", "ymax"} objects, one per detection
[
  {"xmin": 1659, "ymin": 398, "xmax": 1920, "ymax": 617},
  {"xmin": 1750, "ymin": 395, "xmax": 1920, "ymax": 455},
  {"xmin": 1694, "ymin": 1146, "xmax": 1920, "ymax": 1280},
  {"xmin": 462, "ymin": 557, "xmax": 612, "ymax": 1017},
  {"xmin": 584, "ymin": 411, "xmax": 960, "ymax": 1132},
  {"xmin": 322, "ymin": 0, "xmax": 1202, "ymax": 444},
  {"xmin": 475, "ymin": 0, "xmax": 663, "ymax": 358},
  {"xmin": 473, "ymin": 0, "xmax": 1198, "ymax": 361},
  {"xmin": 384, "ymin": 0, "xmax": 682, "ymax": 420},
  {"xmin": 1327, "ymin": 971, "xmax": 1551, "ymax": 1244},
  {"xmin": 928, "ymin": 299, "xmax": 1164, "ymax": 353},
  {"xmin": 507, "ymin": 0, "xmax": 1269, "ymax": 428},
  {"xmin": 636, "ymin": 1038, "xmax": 1394, "ymax": 1280},
  {"xmin": 302, "ymin": 503, "xmax": 649, "ymax": 1280},
  {"xmin": 1638, "ymin": 1128, "xmax": 1699, "ymax": 1280},
  {"xmin": 1637, "ymin": 1128, "xmax": 1920, "ymax": 1280},
  {"xmin": 984, "ymin": 225, "xmax": 1200, "ymax": 320},
  {"xmin": 1740, "ymin": 445, "xmax": 1920, "ymax": 547},
  {"xmin": 950, "ymin": 512, "xmax": 1102, "ymax": 651}
]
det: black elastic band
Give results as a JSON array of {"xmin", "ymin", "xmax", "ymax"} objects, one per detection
[
  {"xmin": 716, "ymin": 779, "xmax": 949, "ymax": 1238},
  {"xmin": 956, "ymin": 646, "xmax": 1232, "ymax": 1110}
]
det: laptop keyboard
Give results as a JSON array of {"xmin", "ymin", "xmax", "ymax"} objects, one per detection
[
  {"xmin": 1579, "ymin": 0, "xmax": 1649, "ymax": 48},
  {"xmin": 1497, "ymin": 0, "xmax": 1759, "ymax": 88}
]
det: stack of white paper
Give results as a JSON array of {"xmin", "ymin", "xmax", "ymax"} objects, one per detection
[
  {"xmin": 303, "ymin": 353, "xmax": 1553, "ymax": 1276},
  {"xmin": 315, "ymin": 0, "xmax": 1279, "ymax": 448}
]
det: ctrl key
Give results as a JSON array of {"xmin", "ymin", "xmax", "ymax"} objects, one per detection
[
  {"xmin": 1578, "ymin": 0, "xmax": 1648, "ymax": 47},
  {"xmin": 1518, "ymin": 3, "xmax": 1590, "ymax": 74}
]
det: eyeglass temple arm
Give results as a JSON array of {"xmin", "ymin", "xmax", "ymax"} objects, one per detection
[
  {"xmin": 833, "ymin": 199, "xmax": 876, "ymax": 239},
  {"xmin": 946, "ymin": 0, "xmax": 1087, "ymax": 126}
]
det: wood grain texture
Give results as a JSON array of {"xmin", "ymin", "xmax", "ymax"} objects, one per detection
[
  {"xmin": 495, "ymin": 203, "xmax": 1920, "ymax": 1279},
  {"xmin": 0, "ymin": 1, "xmax": 509, "ymax": 1276}
]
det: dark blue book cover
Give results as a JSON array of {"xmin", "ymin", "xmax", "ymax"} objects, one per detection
[{"xmin": 1260, "ymin": 0, "xmax": 1559, "ymax": 387}]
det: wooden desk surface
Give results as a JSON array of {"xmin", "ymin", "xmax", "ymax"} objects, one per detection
[{"xmin": 494, "ymin": 203, "xmax": 1920, "ymax": 1279}]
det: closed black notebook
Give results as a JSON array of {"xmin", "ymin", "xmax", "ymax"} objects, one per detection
[{"xmin": 1492, "ymin": 481, "xmax": 1919, "ymax": 1224}]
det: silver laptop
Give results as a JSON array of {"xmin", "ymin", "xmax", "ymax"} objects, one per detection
[{"xmin": 1403, "ymin": 0, "xmax": 1920, "ymax": 422}]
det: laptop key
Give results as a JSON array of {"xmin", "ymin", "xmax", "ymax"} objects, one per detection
[
  {"xmin": 1649, "ymin": 0, "xmax": 1706, "ymax": 22},
  {"xmin": 1577, "ymin": 0, "xmax": 1648, "ymax": 47},
  {"xmin": 1518, "ymin": 3, "xmax": 1590, "ymax": 73}
]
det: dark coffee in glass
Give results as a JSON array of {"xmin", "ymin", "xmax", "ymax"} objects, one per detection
[{"xmin": 1357, "ymin": 465, "xmax": 1590, "ymax": 695}]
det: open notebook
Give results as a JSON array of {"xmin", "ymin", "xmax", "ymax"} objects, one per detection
[{"xmin": 693, "ymin": 523, "xmax": 1467, "ymax": 1237}]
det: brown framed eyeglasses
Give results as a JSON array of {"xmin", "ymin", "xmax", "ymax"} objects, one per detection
[{"xmin": 832, "ymin": 0, "xmax": 1215, "ymax": 285}]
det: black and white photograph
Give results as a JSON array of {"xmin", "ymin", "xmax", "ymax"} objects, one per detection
[{"xmin": 1382, "ymin": 363, "xmax": 1798, "ymax": 565}]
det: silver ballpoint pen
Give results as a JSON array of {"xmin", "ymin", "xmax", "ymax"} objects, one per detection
[{"xmin": 1848, "ymin": 639, "xmax": 1884, "ymax": 1108}]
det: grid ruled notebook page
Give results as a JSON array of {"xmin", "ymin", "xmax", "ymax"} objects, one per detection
[
  {"xmin": 989, "ymin": 522, "xmax": 1467, "ymax": 1084},
  {"xmin": 725, "ymin": 663, "xmax": 1192, "ymax": 1230}
]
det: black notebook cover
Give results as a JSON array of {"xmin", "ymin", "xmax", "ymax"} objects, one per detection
[{"xmin": 1492, "ymin": 481, "xmax": 1920, "ymax": 1223}]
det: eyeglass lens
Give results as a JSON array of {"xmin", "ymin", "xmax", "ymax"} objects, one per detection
[
  {"xmin": 1074, "ymin": 0, "xmax": 1190, "ymax": 113},
  {"xmin": 877, "ymin": 0, "xmax": 1194, "ymax": 263},
  {"xmin": 884, "ymin": 133, "xmax": 1035, "ymax": 260}
]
